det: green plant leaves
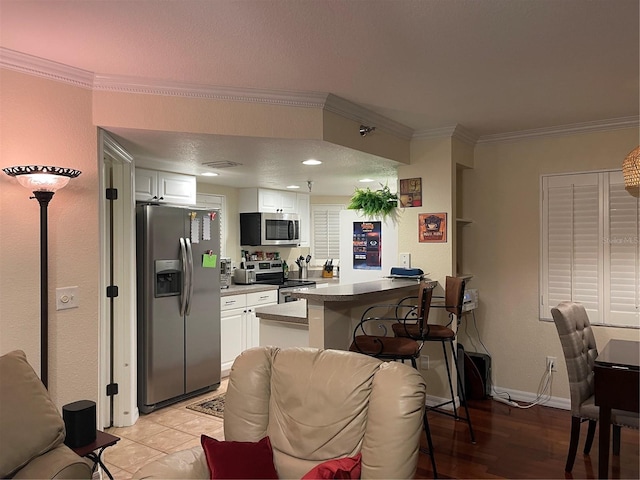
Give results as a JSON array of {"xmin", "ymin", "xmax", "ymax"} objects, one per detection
[{"xmin": 347, "ymin": 183, "xmax": 398, "ymax": 219}]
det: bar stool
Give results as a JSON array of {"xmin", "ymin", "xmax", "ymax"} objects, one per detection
[
  {"xmin": 392, "ymin": 276, "xmax": 476, "ymax": 444},
  {"xmin": 349, "ymin": 281, "xmax": 439, "ymax": 477}
]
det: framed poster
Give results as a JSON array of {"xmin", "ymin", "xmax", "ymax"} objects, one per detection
[
  {"xmin": 419, "ymin": 213, "xmax": 447, "ymax": 243},
  {"xmin": 353, "ymin": 221, "xmax": 382, "ymax": 270},
  {"xmin": 399, "ymin": 177, "xmax": 422, "ymax": 207}
]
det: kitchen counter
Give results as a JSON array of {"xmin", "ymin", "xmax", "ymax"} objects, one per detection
[
  {"xmin": 290, "ymin": 278, "xmax": 429, "ymax": 302},
  {"xmin": 221, "ymin": 283, "xmax": 278, "ymax": 297},
  {"xmin": 290, "ymin": 278, "xmax": 435, "ymax": 350},
  {"xmin": 255, "ymin": 300, "xmax": 308, "ymax": 325}
]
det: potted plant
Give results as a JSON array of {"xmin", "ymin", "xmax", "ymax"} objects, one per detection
[{"xmin": 347, "ymin": 183, "xmax": 399, "ymax": 219}]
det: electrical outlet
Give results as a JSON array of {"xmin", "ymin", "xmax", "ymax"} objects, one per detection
[
  {"xmin": 420, "ymin": 355, "xmax": 429, "ymax": 370},
  {"xmin": 399, "ymin": 253, "xmax": 411, "ymax": 268},
  {"xmin": 546, "ymin": 356, "xmax": 557, "ymax": 372}
]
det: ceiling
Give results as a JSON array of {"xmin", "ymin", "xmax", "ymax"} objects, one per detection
[{"xmin": 1, "ymin": 0, "xmax": 638, "ymax": 195}]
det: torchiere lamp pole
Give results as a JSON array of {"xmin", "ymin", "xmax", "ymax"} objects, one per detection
[{"xmin": 2, "ymin": 165, "xmax": 81, "ymax": 389}]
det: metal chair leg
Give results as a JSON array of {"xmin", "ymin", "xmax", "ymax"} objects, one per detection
[{"xmin": 422, "ymin": 411, "xmax": 438, "ymax": 478}]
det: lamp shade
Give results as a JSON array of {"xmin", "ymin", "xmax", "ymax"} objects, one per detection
[
  {"xmin": 2, "ymin": 165, "xmax": 81, "ymax": 192},
  {"xmin": 622, "ymin": 146, "xmax": 640, "ymax": 190}
]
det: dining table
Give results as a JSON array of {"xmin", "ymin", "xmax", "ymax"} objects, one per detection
[{"xmin": 593, "ymin": 339, "xmax": 640, "ymax": 479}]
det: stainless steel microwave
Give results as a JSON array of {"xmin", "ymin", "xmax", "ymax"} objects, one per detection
[{"xmin": 240, "ymin": 212, "xmax": 300, "ymax": 246}]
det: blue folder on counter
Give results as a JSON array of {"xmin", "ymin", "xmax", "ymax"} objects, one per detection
[{"xmin": 389, "ymin": 267, "xmax": 424, "ymax": 279}]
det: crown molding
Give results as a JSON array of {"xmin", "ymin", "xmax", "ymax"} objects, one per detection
[
  {"xmin": 477, "ymin": 116, "xmax": 640, "ymax": 144},
  {"xmin": 3, "ymin": 48, "xmax": 636, "ymax": 146},
  {"xmin": 93, "ymin": 74, "xmax": 329, "ymax": 108},
  {"xmin": 412, "ymin": 124, "xmax": 479, "ymax": 145},
  {"xmin": 0, "ymin": 47, "xmax": 93, "ymax": 89},
  {"xmin": 323, "ymin": 94, "xmax": 414, "ymax": 140}
]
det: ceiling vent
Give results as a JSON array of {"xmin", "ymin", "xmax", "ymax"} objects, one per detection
[{"xmin": 201, "ymin": 161, "xmax": 243, "ymax": 169}]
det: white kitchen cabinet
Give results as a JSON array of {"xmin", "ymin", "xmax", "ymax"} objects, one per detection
[
  {"xmin": 297, "ymin": 193, "xmax": 310, "ymax": 247},
  {"xmin": 135, "ymin": 168, "xmax": 197, "ymax": 205},
  {"xmin": 220, "ymin": 289, "xmax": 277, "ymax": 375},
  {"xmin": 245, "ymin": 290, "xmax": 278, "ymax": 349},
  {"xmin": 239, "ymin": 188, "xmax": 297, "ymax": 213},
  {"xmin": 220, "ymin": 294, "xmax": 247, "ymax": 375}
]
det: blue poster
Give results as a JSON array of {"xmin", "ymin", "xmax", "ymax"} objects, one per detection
[{"xmin": 353, "ymin": 221, "xmax": 382, "ymax": 270}]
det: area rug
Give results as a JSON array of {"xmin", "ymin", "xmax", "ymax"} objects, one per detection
[{"xmin": 186, "ymin": 393, "xmax": 225, "ymax": 419}]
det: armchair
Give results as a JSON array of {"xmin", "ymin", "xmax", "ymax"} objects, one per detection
[
  {"xmin": 0, "ymin": 350, "xmax": 92, "ymax": 479},
  {"xmin": 134, "ymin": 346, "xmax": 427, "ymax": 479}
]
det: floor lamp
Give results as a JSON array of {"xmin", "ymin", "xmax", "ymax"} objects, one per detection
[{"xmin": 2, "ymin": 165, "xmax": 81, "ymax": 389}]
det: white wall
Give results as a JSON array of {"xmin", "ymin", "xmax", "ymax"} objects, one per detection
[
  {"xmin": 459, "ymin": 128, "xmax": 640, "ymax": 400},
  {"xmin": 0, "ymin": 69, "xmax": 100, "ymax": 409}
]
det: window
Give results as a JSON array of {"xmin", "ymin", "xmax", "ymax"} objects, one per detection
[
  {"xmin": 196, "ymin": 193, "xmax": 226, "ymax": 257},
  {"xmin": 540, "ymin": 171, "xmax": 639, "ymax": 327},
  {"xmin": 311, "ymin": 204, "xmax": 344, "ymax": 265}
]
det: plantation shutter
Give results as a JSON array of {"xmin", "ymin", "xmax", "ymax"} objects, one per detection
[
  {"xmin": 311, "ymin": 205, "xmax": 343, "ymax": 263},
  {"xmin": 541, "ymin": 171, "xmax": 639, "ymax": 327},
  {"xmin": 541, "ymin": 174, "xmax": 602, "ymax": 322},
  {"xmin": 605, "ymin": 171, "xmax": 640, "ymax": 326}
]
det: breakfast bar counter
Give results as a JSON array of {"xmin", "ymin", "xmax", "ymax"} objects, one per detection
[{"xmin": 289, "ymin": 278, "xmax": 434, "ymax": 350}]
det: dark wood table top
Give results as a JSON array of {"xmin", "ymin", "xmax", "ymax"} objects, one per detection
[
  {"xmin": 595, "ymin": 339, "xmax": 640, "ymax": 371},
  {"xmin": 71, "ymin": 430, "xmax": 120, "ymax": 457}
]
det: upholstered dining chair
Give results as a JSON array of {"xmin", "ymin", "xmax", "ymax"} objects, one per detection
[
  {"xmin": 348, "ymin": 281, "xmax": 438, "ymax": 476},
  {"xmin": 551, "ymin": 301, "xmax": 639, "ymax": 473},
  {"xmin": 392, "ymin": 276, "xmax": 475, "ymax": 444}
]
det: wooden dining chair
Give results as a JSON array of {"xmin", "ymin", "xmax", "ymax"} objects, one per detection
[
  {"xmin": 349, "ymin": 281, "xmax": 438, "ymax": 477},
  {"xmin": 392, "ymin": 276, "xmax": 476, "ymax": 444},
  {"xmin": 551, "ymin": 301, "xmax": 639, "ymax": 472}
]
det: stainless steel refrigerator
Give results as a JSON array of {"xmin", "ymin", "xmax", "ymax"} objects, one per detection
[{"xmin": 136, "ymin": 204, "xmax": 221, "ymax": 413}]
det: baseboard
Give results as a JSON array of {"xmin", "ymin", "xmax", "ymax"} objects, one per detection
[{"xmin": 492, "ymin": 385, "xmax": 570, "ymax": 410}]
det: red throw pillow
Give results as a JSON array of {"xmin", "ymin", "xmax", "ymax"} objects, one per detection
[
  {"xmin": 301, "ymin": 453, "xmax": 362, "ymax": 479},
  {"xmin": 201, "ymin": 434, "xmax": 279, "ymax": 479}
]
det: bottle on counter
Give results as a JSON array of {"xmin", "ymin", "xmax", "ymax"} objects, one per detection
[{"xmin": 283, "ymin": 260, "xmax": 289, "ymax": 279}]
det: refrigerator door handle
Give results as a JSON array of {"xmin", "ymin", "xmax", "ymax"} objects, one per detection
[
  {"xmin": 179, "ymin": 237, "xmax": 189, "ymax": 316},
  {"xmin": 185, "ymin": 238, "xmax": 195, "ymax": 316}
]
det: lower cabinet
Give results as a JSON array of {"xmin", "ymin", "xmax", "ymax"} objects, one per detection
[{"xmin": 220, "ymin": 290, "xmax": 278, "ymax": 375}]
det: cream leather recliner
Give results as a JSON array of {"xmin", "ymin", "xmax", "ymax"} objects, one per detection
[
  {"xmin": 0, "ymin": 350, "xmax": 92, "ymax": 479},
  {"xmin": 135, "ymin": 346, "xmax": 427, "ymax": 479}
]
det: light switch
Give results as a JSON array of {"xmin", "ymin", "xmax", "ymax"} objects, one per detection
[{"xmin": 56, "ymin": 286, "xmax": 79, "ymax": 310}]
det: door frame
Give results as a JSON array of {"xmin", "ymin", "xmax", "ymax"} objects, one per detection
[{"xmin": 99, "ymin": 130, "xmax": 138, "ymax": 427}]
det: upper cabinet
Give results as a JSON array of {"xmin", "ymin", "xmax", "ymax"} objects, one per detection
[
  {"xmin": 239, "ymin": 187, "xmax": 297, "ymax": 213},
  {"xmin": 135, "ymin": 168, "xmax": 197, "ymax": 205}
]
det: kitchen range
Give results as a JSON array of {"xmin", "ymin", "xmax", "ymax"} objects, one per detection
[{"xmin": 234, "ymin": 260, "xmax": 316, "ymax": 303}]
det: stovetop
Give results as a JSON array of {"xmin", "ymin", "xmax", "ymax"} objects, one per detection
[
  {"xmin": 281, "ymin": 279, "xmax": 316, "ymax": 288},
  {"xmin": 257, "ymin": 279, "xmax": 316, "ymax": 288}
]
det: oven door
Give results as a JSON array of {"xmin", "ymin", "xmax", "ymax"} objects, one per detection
[{"xmin": 279, "ymin": 287, "xmax": 299, "ymax": 303}]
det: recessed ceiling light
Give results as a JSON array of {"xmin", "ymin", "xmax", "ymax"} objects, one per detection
[
  {"xmin": 359, "ymin": 178, "xmax": 375, "ymax": 183},
  {"xmin": 201, "ymin": 172, "xmax": 219, "ymax": 177},
  {"xmin": 302, "ymin": 159, "xmax": 322, "ymax": 165},
  {"xmin": 286, "ymin": 185, "xmax": 300, "ymax": 189}
]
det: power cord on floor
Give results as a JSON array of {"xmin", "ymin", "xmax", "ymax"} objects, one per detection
[
  {"xmin": 464, "ymin": 310, "xmax": 554, "ymax": 409},
  {"xmin": 493, "ymin": 361, "xmax": 554, "ymax": 409}
]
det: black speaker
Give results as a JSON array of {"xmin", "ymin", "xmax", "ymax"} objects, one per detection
[{"xmin": 63, "ymin": 400, "xmax": 96, "ymax": 448}]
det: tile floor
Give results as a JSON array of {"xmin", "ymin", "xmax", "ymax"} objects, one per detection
[{"xmin": 102, "ymin": 378, "xmax": 228, "ymax": 479}]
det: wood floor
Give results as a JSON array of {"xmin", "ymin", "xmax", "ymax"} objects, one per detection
[{"xmin": 414, "ymin": 398, "xmax": 639, "ymax": 479}]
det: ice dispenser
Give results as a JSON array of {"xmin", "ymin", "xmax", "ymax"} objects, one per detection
[{"xmin": 155, "ymin": 260, "xmax": 181, "ymax": 297}]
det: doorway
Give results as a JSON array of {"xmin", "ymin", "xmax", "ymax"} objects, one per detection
[{"xmin": 99, "ymin": 130, "xmax": 138, "ymax": 428}]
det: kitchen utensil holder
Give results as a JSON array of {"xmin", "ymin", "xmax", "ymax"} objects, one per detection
[{"xmin": 299, "ymin": 265, "xmax": 308, "ymax": 279}]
